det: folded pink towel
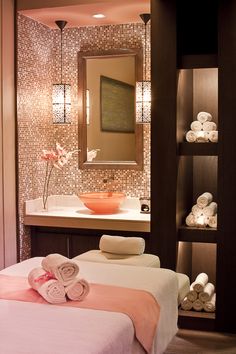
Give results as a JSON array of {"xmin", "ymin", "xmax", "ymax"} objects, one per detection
[
  {"xmin": 65, "ymin": 277, "xmax": 90, "ymax": 301},
  {"xmin": 42, "ymin": 253, "xmax": 79, "ymax": 286}
]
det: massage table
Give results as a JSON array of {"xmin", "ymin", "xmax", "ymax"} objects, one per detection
[{"xmin": 0, "ymin": 257, "xmax": 179, "ymax": 354}]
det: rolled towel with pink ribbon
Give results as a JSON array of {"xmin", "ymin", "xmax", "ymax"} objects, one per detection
[
  {"xmin": 187, "ymin": 282, "xmax": 198, "ymax": 302},
  {"xmin": 208, "ymin": 130, "xmax": 218, "ymax": 142},
  {"xmin": 197, "ymin": 111, "xmax": 212, "ymax": 123},
  {"xmin": 28, "ymin": 267, "xmax": 66, "ymax": 304},
  {"xmin": 42, "ymin": 254, "xmax": 80, "ymax": 286},
  {"xmin": 181, "ymin": 296, "xmax": 193, "ymax": 311},
  {"xmin": 65, "ymin": 277, "xmax": 90, "ymax": 301},
  {"xmin": 203, "ymin": 202, "xmax": 217, "ymax": 217},
  {"xmin": 193, "ymin": 299, "xmax": 204, "ymax": 311},
  {"xmin": 203, "ymin": 293, "xmax": 216, "ymax": 313},
  {"xmin": 186, "ymin": 130, "xmax": 197, "ymax": 143},
  {"xmin": 185, "ymin": 213, "xmax": 196, "ymax": 227},
  {"xmin": 193, "ymin": 273, "xmax": 209, "ymax": 293},
  {"xmin": 190, "ymin": 121, "xmax": 203, "ymax": 132},
  {"xmin": 208, "ymin": 214, "xmax": 217, "ymax": 228},
  {"xmin": 199, "ymin": 282, "xmax": 215, "ymax": 303},
  {"xmin": 196, "ymin": 192, "xmax": 213, "ymax": 208},
  {"xmin": 202, "ymin": 121, "xmax": 217, "ymax": 132}
]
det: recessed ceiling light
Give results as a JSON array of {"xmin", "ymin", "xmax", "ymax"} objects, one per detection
[{"xmin": 93, "ymin": 14, "xmax": 106, "ymax": 19}]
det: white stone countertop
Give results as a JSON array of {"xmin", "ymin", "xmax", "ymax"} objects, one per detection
[{"xmin": 24, "ymin": 195, "xmax": 150, "ymax": 233}]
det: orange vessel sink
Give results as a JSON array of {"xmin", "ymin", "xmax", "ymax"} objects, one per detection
[{"xmin": 79, "ymin": 192, "xmax": 126, "ymax": 214}]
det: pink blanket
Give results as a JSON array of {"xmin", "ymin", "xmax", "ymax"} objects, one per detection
[{"xmin": 0, "ymin": 274, "xmax": 160, "ymax": 353}]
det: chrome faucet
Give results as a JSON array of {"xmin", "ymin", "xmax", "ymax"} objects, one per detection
[{"xmin": 103, "ymin": 175, "xmax": 117, "ymax": 195}]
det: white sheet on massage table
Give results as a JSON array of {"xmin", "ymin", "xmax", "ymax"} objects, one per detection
[{"xmin": 0, "ymin": 257, "xmax": 178, "ymax": 354}]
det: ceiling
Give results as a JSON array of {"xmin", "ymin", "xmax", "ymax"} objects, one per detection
[{"xmin": 18, "ymin": 0, "xmax": 150, "ymax": 29}]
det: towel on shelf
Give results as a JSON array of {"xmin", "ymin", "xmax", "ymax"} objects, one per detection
[
  {"xmin": 192, "ymin": 204, "xmax": 204, "ymax": 217},
  {"xmin": 193, "ymin": 273, "xmax": 209, "ymax": 293},
  {"xmin": 181, "ymin": 296, "xmax": 193, "ymax": 311},
  {"xmin": 193, "ymin": 299, "xmax": 204, "ymax": 311},
  {"xmin": 208, "ymin": 130, "xmax": 218, "ymax": 142},
  {"xmin": 202, "ymin": 121, "xmax": 217, "ymax": 132},
  {"xmin": 208, "ymin": 214, "xmax": 217, "ymax": 228},
  {"xmin": 196, "ymin": 131, "xmax": 209, "ymax": 142},
  {"xmin": 99, "ymin": 235, "xmax": 145, "ymax": 255},
  {"xmin": 199, "ymin": 282, "xmax": 215, "ymax": 303},
  {"xmin": 185, "ymin": 213, "xmax": 196, "ymax": 227},
  {"xmin": 196, "ymin": 192, "xmax": 213, "ymax": 208},
  {"xmin": 28, "ymin": 267, "xmax": 66, "ymax": 304},
  {"xmin": 186, "ymin": 130, "xmax": 197, "ymax": 143},
  {"xmin": 65, "ymin": 277, "xmax": 90, "ymax": 301},
  {"xmin": 190, "ymin": 121, "xmax": 203, "ymax": 132},
  {"xmin": 203, "ymin": 202, "xmax": 217, "ymax": 217},
  {"xmin": 203, "ymin": 293, "xmax": 216, "ymax": 312},
  {"xmin": 186, "ymin": 282, "xmax": 198, "ymax": 302},
  {"xmin": 42, "ymin": 254, "xmax": 80, "ymax": 286},
  {"xmin": 197, "ymin": 111, "xmax": 212, "ymax": 123}
]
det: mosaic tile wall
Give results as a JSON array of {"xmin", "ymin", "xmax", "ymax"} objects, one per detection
[{"xmin": 17, "ymin": 14, "xmax": 151, "ymax": 260}]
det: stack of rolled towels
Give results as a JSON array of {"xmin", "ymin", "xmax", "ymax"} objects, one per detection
[
  {"xmin": 181, "ymin": 273, "xmax": 216, "ymax": 313},
  {"xmin": 28, "ymin": 253, "xmax": 90, "ymax": 304},
  {"xmin": 185, "ymin": 111, "xmax": 218, "ymax": 143},
  {"xmin": 185, "ymin": 192, "xmax": 217, "ymax": 228}
]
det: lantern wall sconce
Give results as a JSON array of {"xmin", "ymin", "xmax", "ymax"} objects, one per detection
[
  {"xmin": 52, "ymin": 20, "xmax": 71, "ymax": 124},
  {"xmin": 136, "ymin": 13, "xmax": 151, "ymax": 124}
]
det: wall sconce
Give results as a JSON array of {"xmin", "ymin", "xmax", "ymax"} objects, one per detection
[
  {"xmin": 52, "ymin": 20, "xmax": 71, "ymax": 124},
  {"xmin": 136, "ymin": 13, "xmax": 151, "ymax": 124}
]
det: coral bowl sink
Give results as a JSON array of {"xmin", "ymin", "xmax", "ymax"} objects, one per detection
[{"xmin": 79, "ymin": 192, "xmax": 126, "ymax": 214}]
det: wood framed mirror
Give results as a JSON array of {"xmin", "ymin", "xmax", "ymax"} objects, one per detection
[{"xmin": 78, "ymin": 48, "xmax": 143, "ymax": 170}]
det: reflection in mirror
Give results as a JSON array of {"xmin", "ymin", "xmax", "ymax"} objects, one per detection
[{"xmin": 78, "ymin": 49, "xmax": 143, "ymax": 170}]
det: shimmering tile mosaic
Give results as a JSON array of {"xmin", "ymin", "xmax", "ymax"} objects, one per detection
[{"xmin": 17, "ymin": 14, "xmax": 151, "ymax": 260}]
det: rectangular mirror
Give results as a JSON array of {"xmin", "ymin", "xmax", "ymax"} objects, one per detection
[{"xmin": 78, "ymin": 49, "xmax": 143, "ymax": 170}]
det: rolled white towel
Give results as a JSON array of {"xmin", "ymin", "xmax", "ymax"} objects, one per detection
[
  {"xmin": 187, "ymin": 282, "xmax": 198, "ymax": 302},
  {"xmin": 195, "ymin": 215, "xmax": 207, "ymax": 227},
  {"xmin": 197, "ymin": 111, "xmax": 212, "ymax": 123},
  {"xmin": 181, "ymin": 296, "xmax": 193, "ymax": 311},
  {"xmin": 99, "ymin": 235, "xmax": 145, "ymax": 255},
  {"xmin": 193, "ymin": 273, "xmax": 209, "ymax": 293},
  {"xmin": 193, "ymin": 299, "xmax": 204, "ymax": 311},
  {"xmin": 190, "ymin": 121, "xmax": 203, "ymax": 132},
  {"xmin": 65, "ymin": 277, "xmax": 90, "ymax": 301},
  {"xmin": 208, "ymin": 214, "xmax": 217, "ymax": 228},
  {"xmin": 199, "ymin": 282, "xmax": 215, "ymax": 303},
  {"xmin": 203, "ymin": 293, "xmax": 216, "ymax": 313},
  {"xmin": 203, "ymin": 202, "xmax": 217, "ymax": 217},
  {"xmin": 196, "ymin": 131, "xmax": 209, "ymax": 142},
  {"xmin": 42, "ymin": 254, "xmax": 80, "ymax": 286},
  {"xmin": 186, "ymin": 130, "xmax": 197, "ymax": 143},
  {"xmin": 196, "ymin": 192, "xmax": 213, "ymax": 208},
  {"xmin": 202, "ymin": 121, "xmax": 217, "ymax": 132},
  {"xmin": 208, "ymin": 130, "xmax": 218, "ymax": 142},
  {"xmin": 38, "ymin": 279, "xmax": 66, "ymax": 304},
  {"xmin": 28, "ymin": 267, "xmax": 66, "ymax": 304},
  {"xmin": 192, "ymin": 204, "xmax": 204, "ymax": 217},
  {"xmin": 185, "ymin": 213, "xmax": 196, "ymax": 227}
]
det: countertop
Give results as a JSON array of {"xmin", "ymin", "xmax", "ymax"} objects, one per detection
[{"xmin": 24, "ymin": 195, "xmax": 150, "ymax": 232}]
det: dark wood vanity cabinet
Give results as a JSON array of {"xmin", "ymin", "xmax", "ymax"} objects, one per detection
[
  {"xmin": 30, "ymin": 227, "xmax": 150, "ymax": 258},
  {"xmin": 151, "ymin": 0, "xmax": 236, "ymax": 332}
]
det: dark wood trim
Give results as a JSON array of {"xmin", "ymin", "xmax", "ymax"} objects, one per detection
[
  {"xmin": 178, "ymin": 55, "xmax": 218, "ymax": 69},
  {"xmin": 178, "ymin": 309, "xmax": 215, "ymax": 331}
]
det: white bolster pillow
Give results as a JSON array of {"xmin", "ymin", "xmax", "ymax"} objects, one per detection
[{"xmin": 99, "ymin": 235, "xmax": 145, "ymax": 255}]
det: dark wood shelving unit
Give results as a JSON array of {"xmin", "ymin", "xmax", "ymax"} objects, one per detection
[
  {"xmin": 178, "ymin": 226, "xmax": 217, "ymax": 243},
  {"xmin": 178, "ymin": 142, "xmax": 218, "ymax": 156}
]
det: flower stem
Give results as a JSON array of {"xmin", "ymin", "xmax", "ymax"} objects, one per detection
[{"xmin": 42, "ymin": 162, "xmax": 54, "ymax": 210}]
